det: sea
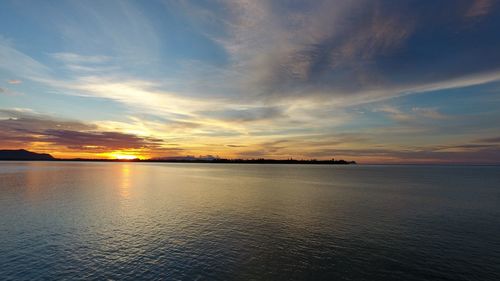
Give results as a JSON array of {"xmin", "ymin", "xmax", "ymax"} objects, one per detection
[{"xmin": 0, "ymin": 162, "xmax": 499, "ymax": 280}]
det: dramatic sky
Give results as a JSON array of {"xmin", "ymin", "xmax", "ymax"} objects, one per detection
[{"xmin": 1, "ymin": 0, "xmax": 500, "ymax": 163}]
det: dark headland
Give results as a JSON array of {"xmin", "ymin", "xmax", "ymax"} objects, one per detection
[
  {"xmin": 0, "ymin": 149, "xmax": 356, "ymax": 164},
  {"xmin": 0, "ymin": 149, "xmax": 55, "ymax": 160}
]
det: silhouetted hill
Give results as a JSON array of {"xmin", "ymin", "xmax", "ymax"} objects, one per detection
[{"xmin": 0, "ymin": 149, "xmax": 55, "ymax": 160}]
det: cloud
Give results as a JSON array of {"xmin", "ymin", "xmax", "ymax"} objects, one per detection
[
  {"xmin": 49, "ymin": 52, "xmax": 118, "ymax": 74},
  {"xmin": 465, "ymin": 0, "xmax": 494, "ymax": 17},
  {"xmin": 226, "ymin": 144, "xmax": 246, "ymax": 148},
  {"xmin": 305, "ymin": 143, "xmax": 500, "ymax": 164},
  {"xmin": 43, "ymin": 129, "xmax": 163, "ymax": 151},
  {"xmin": 477, "ymin": 136, "xmax": 500, "ymax": 143},
  {"xmin": 7, "ymin": 79, "xmax": 22, "ymax": 84},
  {"xmin": 0, "ymin": 108, "xmax": 96, "ymax": 132},
  {"xmin": 50, "ymin": 52, "xmax": 111, "ymax": 64},
  {"xmin": 374, "ymin": 106, "xmax": 448, "ymax": 123},
  {"xmin": 181, "ymin": 0, "xmax": 500, "ymax": 106},
  {"xmin": 0, "ymin": 109, "xmax": 165, "ymax": 153},
  {"xmin": 0, "ymin": 1, "xmax": 161, "ymax": 86},
  {"xmin": 1, "ymin": 1, "xmax": 500, "ymax": 164},
  {"xmin": 0, "ymin": 87, "xmax": 22, "ymax": 96},
  {"xmin": 1, "ymin": 107, "xmax": 498, "ymax": 163},
  {"xmin": 48, "ymin": 0, "xmax": 161, "ymax": 66},
  {"xmin": 200, "ymin": 106, "xmax": 285, "ymax": 122},
  {"xmin": 52, "ymin": 76, "xmax": 217, "ymax": 117},
  {"xmin": 411, "ymin": 108, "xmax": 447, "ymax": 120},
  {"xmin": 0, "ymin": 37, "xmax": 51, "ymax": 81},
  {"xmin": 3, "ymin": 1, "xmax": 500, "ymax": 113},
  {"xmin": 375, "ymin": 106, "xmax": 412, "ymax": 122}
]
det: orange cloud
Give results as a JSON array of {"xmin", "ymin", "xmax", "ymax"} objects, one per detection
[{"xmin": 7, "ymin": 79, "xmax": 22, "ymax": 84}]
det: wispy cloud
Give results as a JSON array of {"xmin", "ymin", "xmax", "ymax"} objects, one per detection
[
  {"xmin": 465, "ymin": 0, "xmax": 494, "ymax": 18},
  {"xmin": 50, "ymin": 52, "xmax": 111, "ymax": 64},
  {"xmin": 0, "ymin": 37, "xmax": 51, "ymax": 81},
  {"xmin": 154, "ymin": 0, "xmax": 500, "ymax": 112},
  {"xmin": 411, "ymin": 107, "xmax": 447, "ymax": 120},
  {"xmin": 0, "ymin": 87, "xmax": 21, "ymax": 96},
  {"xmin": 1, "ymin": 1, "xmax": 500, "ymax": 163},
  {"xmin": 7, "ymin": 79, "xmax": 22, "ymax": 84},
  {"xmin": 200, "ymin": 106, "xmax": 285, "ymax": 123},
  {"xmin": 375, "ymin": 106, "xmax": 448, "ymax": 122},
  {"xmin": 3, "ymin": 1, "xmax": 500, "ymax": 108}
]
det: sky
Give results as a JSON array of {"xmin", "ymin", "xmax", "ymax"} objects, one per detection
[{"xmin": 1, "ymin": 0, "xmax": 500, "ymax": 163}]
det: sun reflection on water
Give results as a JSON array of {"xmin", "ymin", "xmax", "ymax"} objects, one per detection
[{"xmin": 119, "ymin": 164, "xmax": 131, "ymax": 200}]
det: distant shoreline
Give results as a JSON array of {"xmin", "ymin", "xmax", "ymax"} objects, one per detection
[
  {"xmin": 1, "ymin": 160, "xmax": 499, "ymax": 166},
  {"xmin": 0, "ymin": 158, "xmax": 357, "ymax": 165},
  {"xmin": 0, "ymin": 149, "xmax": 356, "ymax": 165}
]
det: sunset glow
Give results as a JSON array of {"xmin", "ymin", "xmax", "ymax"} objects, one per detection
[
  {"xmin": 106, "ymin": 153, "xmax": 141, "ymax": 160},
  {"xmin": 2, "ymin": 2, "xmax": 500, "ymax": 281},
  {"xmin": 1, "ymin": 1, "xmax": 500, "ymax": 164}
]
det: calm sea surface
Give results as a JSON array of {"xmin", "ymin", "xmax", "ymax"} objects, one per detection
[{"xmin": 0, "ymin": 162, "xmax": 499, "ymax": 280}]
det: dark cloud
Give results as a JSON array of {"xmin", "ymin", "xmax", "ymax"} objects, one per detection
[
  {"xmin": 477, "ymin": 136, "xmax": 500, "ymax": 143},
  {"xmin": 43, "ymin": 129, "xmax": 163, "ymax": 151},
  {"xmin": 0, "ymin": 109, "xmax": 164, "ymax": 151},
  {"xmin": 226, "ymin": 144, "xmax": 246, "ymax": 147}
]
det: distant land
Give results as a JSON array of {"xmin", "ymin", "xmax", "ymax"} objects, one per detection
[
  {"xmin": 0, "ymin": 149, "xmax": 356, "ymax": 164},
  {"xmin": 0, "ymin": 149, "xmax": 55, "ymax": 160}
]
